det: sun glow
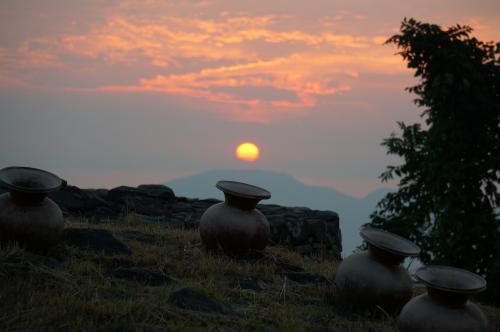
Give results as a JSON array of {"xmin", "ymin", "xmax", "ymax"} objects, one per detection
[{"xmin": 236, "ymin": 142, "xmax": 260, "ymax": 162}]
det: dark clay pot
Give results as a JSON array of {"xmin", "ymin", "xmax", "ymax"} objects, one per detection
[
  {"xmin": 0, "ymin": 166, "xmax": 65, "ymax": 250},
  {"xmin": 335, "ymin": 227, "xmax": 420, "ymax": 314},
  {"xmin": 398, "ymin": 265, "xmax": 488, "ymax": 332},
  {"xmin": 199, "ymin": 180, "xmax": 271, "ymax": 255}
]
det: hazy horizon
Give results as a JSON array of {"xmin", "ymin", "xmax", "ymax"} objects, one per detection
[
  {"xmin": 54, "ymin": 167, "xmax": 392, "ymax": 198},
  {"xmin": 1, "ymin": 1, "xmax": 499, "ymax": 197}
]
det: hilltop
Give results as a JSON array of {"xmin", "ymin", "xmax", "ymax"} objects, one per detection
[
  {"xmin": 0, "ymin": 220, "xmax": 371, "ymax": 331},
  {"xmin": 1, "ymin": 220, "xmax": 499, "ymax": 331}
]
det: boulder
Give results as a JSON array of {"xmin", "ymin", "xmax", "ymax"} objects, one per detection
[
  {"xmin": 112, "ymin": 267, "xmax": 172, "ymax": 286},
  {"xmin": 260, "ymin": 204, "xmax": 342, "ymax": 260},
  {"xmin": 48, "ymin": 185, "xmax": 98, "ymax": 213},
  {"xmin": 45, "ymin": 184, "xmax": 342, "ymax": 260},
  {"xmin": 232, "ymin": 277, "xmax": 266, "ymax": 292},
  {"xmin": 168, "ymin": 288, "xmax": 235, "ymax": 315},
  {"xmin": 64, "ymin": 228, "xmax": 132, "ymax": 256},
  {"xmin": 137, "ymin": 184, "xmax": 175, "ymax": 201},
  {"xmin": 107, "ymin": 186, "xmax": 173, "ymax": 217}
]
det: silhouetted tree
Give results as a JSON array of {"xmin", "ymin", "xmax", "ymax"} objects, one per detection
[{"xmin": 369, "ymin": 18, "xmax": 500, "ymax": 303}]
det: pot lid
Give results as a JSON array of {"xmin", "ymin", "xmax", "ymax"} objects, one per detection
[
  {"xmin": 416, "ymin": 265, "xmax": 487, "ymax": 294},
  {"xmin": 216, "ymin": 180, "xmax": 271, "ymax": 200},
  {"xmin": 0, "ymin": 166, "xmax": 63, "ymax": 194},
  {"xmin": 360, "ymin": 227, "xmax": 421, "ymax": 257}
]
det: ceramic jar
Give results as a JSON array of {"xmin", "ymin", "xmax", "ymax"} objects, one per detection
[
  {"xmin": 0, "ymin": 166, "xmax": 65, "ymax": 250},
  {"xmin": 398, "ymin": 265, "xmax": 488, "ymax": 332},
  {"xmin": 199, "ymin": 180, "xmax": 271, "ymax": 255},
  {"xmin": 335, "ymin": 227, "xmax": 421, "ymax": 314}
]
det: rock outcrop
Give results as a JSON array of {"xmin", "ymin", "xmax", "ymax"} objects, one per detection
[{"xmin": 0, "ymin": 184, "xmax": 342, "ymax": 259}]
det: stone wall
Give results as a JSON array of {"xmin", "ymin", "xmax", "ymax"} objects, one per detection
[{"xmin": 0, "ymin": 184, "xmax": 342, "ymax": 259}]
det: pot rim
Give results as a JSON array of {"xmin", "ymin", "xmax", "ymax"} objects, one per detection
[
  {"xmin": 360, "ymin": 227, "xmax": 421, "ymax": 257},
  {"xmin": 416, "ymin": 265, "xmax": 487, "ymax": 294},
  {"xmin": 0, "ymin": 166, "xmax": 63, "ymax": 194},
  {"xmin": 216, "ymin": 180, "xmax": 271, "ymax": 200}
]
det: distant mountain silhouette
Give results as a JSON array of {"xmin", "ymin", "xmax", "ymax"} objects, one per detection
[{"xmin": 165, "ymin": 169, "xmax": 393, "ymax": 255}]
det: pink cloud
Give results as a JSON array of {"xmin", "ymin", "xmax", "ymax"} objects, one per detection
[
  {"xmin": 3, "ymin": 1, "xmax": 495, "ymax": 123},
  {"xmin": 17, "ymin": 38, "xmax": 63, "ymax": 68}
]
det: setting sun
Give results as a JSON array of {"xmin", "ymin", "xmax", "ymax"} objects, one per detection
[{"xmin": 236, "ymin": 142, "xmax": 260, "ymax": 162}]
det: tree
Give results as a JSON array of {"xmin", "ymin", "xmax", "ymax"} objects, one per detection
[{"xmin": 370, "ymin": 18, "xmax": 500, "ymax": 302}]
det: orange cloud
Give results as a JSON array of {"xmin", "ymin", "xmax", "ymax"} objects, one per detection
[
  {"xmin": 0, "ymin": 3, "xmax": 410, "ymax": 122},
  {"xmin": 96, "ymin": 51, "xmax": 363, "ymax": 122},
  {"xmin": 17, "ymin": 38, "xmax": 63, "ymax": 68}
]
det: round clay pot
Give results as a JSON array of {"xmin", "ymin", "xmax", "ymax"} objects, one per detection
[
  {"xmin": 398, "ymin": 265, "xmax": 488, "ymax": 332},
  {"xmin": 199, "ymin": 180, "xmax": 271, "ymax": 255},
  {"xmin": 0, "ymin": 166, "xmax": 65, "ymax": 250},
  {"xmin": 334, "ymin": 227, "xmax": 421, "ymax": 314}
]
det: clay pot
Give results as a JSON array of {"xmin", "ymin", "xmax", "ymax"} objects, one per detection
[
  {"xmin": 0, "ymin": 166, "xmax": 65, "ymax": 250},
  {"xmin": 199, "ymin": 180, "xmax": 271, "ymax": 255},
  {"xmin": 334, "ymin": 227, "xmax": 420, "ymax": 314},
  {"xmin": 398, "ymin": 265, "xmax": 488, "ymax": 332}
]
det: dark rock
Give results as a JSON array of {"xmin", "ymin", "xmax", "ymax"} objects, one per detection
[
  {"xmin": 283, "ymin": 272, "xmax": 331, "ymax": 284},
  {"xmin": 64, "ymin": 228, "xmax": 131, "ymax": 255},
  {"xmin": 137, "ymin": 184, "xmax": 175, "ymax": 201},
  {"xmin": 48, "ymin": 185, "xmax": 96, "ymax": 212},
  {"xmin": 117, "ymin": 230, "xmax": 160, "ymax": 245},
  {"xmin": 133, "ymin": 213, "xmax": 166, "ymax": 224},
  {"xmin": 84, "ymin": 189, "xmax": 111, "ymax": 206},
  {"xmin": 168, "ymin": 288, "xmax": 235, "ymax": 315},
  {"xmin": 107, "ymin": 186, "xmax": 143, "ymax": 201},
  {"xmin": 46, "ymin": 183, "xmax": 341, "ymax": 259},
  {"xmin": 107, "ymin": 186, "xmax": 172, "ymax": 217},
  {"xmin": 48, "ymin": 186, "xmax": 118, "ymax": 221},
  {"xmin": 277, "ymin": 262, "xmax": 305, "ymax": 273},
  {"xmin": 193, "ymin": 199, "xmax": 220, "ymax": 207},
  {"xmin": 263, "ymin": 205, "xmax": 342, "ymax": 259},
  {"xmin": 232, "ymin": 277, "xmax": 266, "ymax": 292},
  {"xmin": 112, "ymin": 267, "xmax": 172, "ymax": 286}
]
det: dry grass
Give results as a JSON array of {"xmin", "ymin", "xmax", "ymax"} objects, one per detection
[{"xmin": 0, "ymin": 219, "xmax": 498, "ymax": 331}]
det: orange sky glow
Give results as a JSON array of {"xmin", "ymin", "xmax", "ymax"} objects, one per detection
[
  {"xmin": 1, "ymin": 0, "xmax": 499, "ymax": 196},
  {"xmin": 2, "ymin": 1, "xmax": 498, "ymax": 123}
]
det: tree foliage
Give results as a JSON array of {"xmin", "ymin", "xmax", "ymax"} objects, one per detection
[{"xmin": 370, "ymin": 18, "xmax": 500, "ymax": 302}]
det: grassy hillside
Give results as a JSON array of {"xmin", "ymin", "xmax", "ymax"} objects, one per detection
[{"xmin": 0, "ymin": 220, "xmax": 499, "ymax": 331}]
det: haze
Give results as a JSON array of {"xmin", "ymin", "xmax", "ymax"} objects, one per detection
[{"xmin": 1, "ymin": 0, "xmax": 499, "ymax": 197}]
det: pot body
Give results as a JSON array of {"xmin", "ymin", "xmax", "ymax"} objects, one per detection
[
  {"xmin": 199, "ymin": 202, "xmax": 270, "ymax": 254},
  {"xmin": 334, "ymin": 248, "xmax": 413, "ymax": 314},
  {"xmin": 0, "ymin": 192, "xmax": 64, "ymax": 249},
  {"xmin": 398, "ymin": 292, "xmax": 488, "ymax": 332}
]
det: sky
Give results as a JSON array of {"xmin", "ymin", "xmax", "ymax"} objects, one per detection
[{"xmin": 1, "ymin": 0, "xmax": 499, "ymax": 197}]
